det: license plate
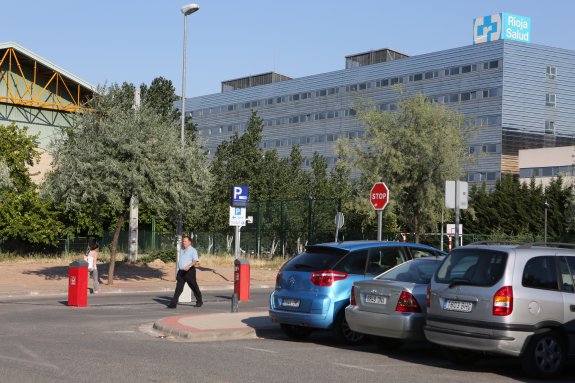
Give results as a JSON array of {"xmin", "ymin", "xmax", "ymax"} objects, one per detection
[
  {"xmin": 365, "ymin": 294, "xmax": 387, "ymax": 305},
  {"xmin": 445, "ymin": 300, "xmax": 473, "ymax": 312},
  {"xmin": 282, "ymin": 298, "xmax": 300, "ymax": 308}
]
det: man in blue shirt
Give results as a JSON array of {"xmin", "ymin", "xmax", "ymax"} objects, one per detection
[{"xmin": 168, "ymin": 235, "xmax": 203, "ymax": 308}]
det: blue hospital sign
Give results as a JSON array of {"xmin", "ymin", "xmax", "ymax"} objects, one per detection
[{"xmin": 473, "ymin": 13, "xmax": 530, "ymax": 44}]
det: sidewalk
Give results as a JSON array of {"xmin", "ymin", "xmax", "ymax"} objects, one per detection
[{"xmin": 153, "ymin": 311, "xmax": 281, "ymax": 342}]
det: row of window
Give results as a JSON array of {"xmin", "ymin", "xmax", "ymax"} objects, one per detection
[
  {"xmin": 191, "ymin": 59, "xmax": 502, "ymax": 118},
  {"xmin": 468, "ymin": 143, "xmax": 500, "ymax": 154},
  {"xmin": 467, "ymin": 172, "xmax": 499, "ymax": 182},
  {"xmin": 259, "ymin": 130, "xmax": 366, "ymax": 149},
  {"xmin": 520, "ymin": 165, "xmax": 574, "ymax": 178}
]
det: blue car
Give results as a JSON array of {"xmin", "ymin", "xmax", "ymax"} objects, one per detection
[{"xmin": 269, "ymin": 241, "xmax": 444, "ymax": 344}]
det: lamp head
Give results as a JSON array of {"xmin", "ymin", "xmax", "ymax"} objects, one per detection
[{"xmin": 181, "ymin": 3, "xmax": 200, "ymax": 16}]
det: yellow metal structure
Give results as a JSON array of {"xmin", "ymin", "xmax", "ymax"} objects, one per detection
[{"xmin": 0, "ymin": 47, "xmax": 91, "ymax": 113}]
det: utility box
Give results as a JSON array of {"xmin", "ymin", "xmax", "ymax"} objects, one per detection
[
  {"xmin": 234, "ymin": 258, "xmax": 250, "ymax": 301},
  {"xmin": 68, "ymin": 260, "xmax": 89, "ymax": 307}
]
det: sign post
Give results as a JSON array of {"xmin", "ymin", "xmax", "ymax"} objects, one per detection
[
  {"xmin": 334, "ymin": 212, "xmax": 344, "ymax": 242},
  {"xmin": 370, "ymin": 182, "xmax": 390, "ymax": 241},
  {"xmin": 445, "ymin": 180, "xmax": 468, "ymax": 248},
  {"xmin": 230, "ymin": 186, "xmax": 249, "ymax": 259}
]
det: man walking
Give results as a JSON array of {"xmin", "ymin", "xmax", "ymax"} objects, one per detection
[{"xmin": 168, "ymin": 235, "xmax": 203, "ymax": 308}]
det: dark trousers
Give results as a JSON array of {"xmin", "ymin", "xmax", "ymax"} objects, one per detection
[{"xmin": 171, "ymin": 268, "xmax": 202, "ymax": 305}]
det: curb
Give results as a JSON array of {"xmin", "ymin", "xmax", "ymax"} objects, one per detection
[{"xmin": 153, "ymin": 311, "xmax": 281, "ymax": 342}]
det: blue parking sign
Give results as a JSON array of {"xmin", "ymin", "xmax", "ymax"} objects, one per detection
[{"xmin": 231, "ymin": 186, "xmax": 249, "ymax": 208}]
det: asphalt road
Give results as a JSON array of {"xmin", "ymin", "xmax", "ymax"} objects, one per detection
[{"xmin": 0, "ymin": 289, "xmax": 573, "ymax": 383}]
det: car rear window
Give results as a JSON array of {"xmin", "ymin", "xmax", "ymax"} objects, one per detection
[
  {"xmin": 378, "ymin": 259, "xmax": 443, "ymax": 284},
  {"xmin": 282, "ymin": 246, "xmax": 348, "ymax": 272},
  {"xmin": 435, "ymin": 249, "xmax": 508, "ymax": 286}
]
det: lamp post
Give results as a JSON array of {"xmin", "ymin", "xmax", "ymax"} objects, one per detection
[
  {"xmin": 177, "ymin": 3, "xmax": 199, "ymax": 302},
  {"xmin": 544, "ymin": 200, "xmax": 549, "ymax": 245}
]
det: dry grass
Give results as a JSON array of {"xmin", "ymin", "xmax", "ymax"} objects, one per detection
[{"xmin": 0, "ymin": 251, "xmax": 288, "ymax": 270}]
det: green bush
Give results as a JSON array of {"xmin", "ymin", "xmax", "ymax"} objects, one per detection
[{"xmin": 140, "ymin": 248, "xmax": 176, "ymax": 263}]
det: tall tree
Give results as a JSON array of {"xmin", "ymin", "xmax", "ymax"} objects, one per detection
[
  {"xmin": 339, "ymin": 93, "xmax": 469, "ymax": 242},
  {"xmin": 44, "ymin": 84, "xmax": 210, "ymax": 284}
]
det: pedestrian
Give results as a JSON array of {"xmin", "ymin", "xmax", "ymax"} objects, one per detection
[
  {"xmin": 168, "ymin": 235, "xmax": 203, "ymax": 308},
  {"xmin": 85, "ymin": 242, "xmax": 100, "ymax": 294}
]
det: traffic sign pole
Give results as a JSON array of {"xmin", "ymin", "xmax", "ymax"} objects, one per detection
[{"xmin": 377, "ymin": 210, "xmax": 382, "ymax": 241}]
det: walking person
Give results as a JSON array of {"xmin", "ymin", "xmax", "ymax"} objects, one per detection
[
  {"xmin": 85, "ymin": 242, "xmax": 100, "ymax": 294},
  {"xmin": 168, "ymin": 235, "xmax": 203, "ymax": 308}
]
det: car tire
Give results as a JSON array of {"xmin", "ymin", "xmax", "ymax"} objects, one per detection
[
  {"xmin": 521, "ymin": 330, "xmax": 566, "ymax": 379},
  {"xmin": 280, "ymin": 324, "xmax": 313, "ymax": 340},
  {"xmin": 442, "ymin": 347, "xmax": 479, "ymax": 366},
  {"xmin": 374, "ymin": 336, "xmax": 403, "ymax": 351},
  {"xmin": 333, "ymin": 311, "xmax": 366, "ymax": 346}
]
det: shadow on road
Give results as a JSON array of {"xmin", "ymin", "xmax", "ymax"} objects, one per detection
[{"xmin": 23, "ymin": 261, "xmax": 167, "ymax": 281}]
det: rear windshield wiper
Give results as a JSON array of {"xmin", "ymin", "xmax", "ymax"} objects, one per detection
[{"xmin": 448, "ymin": 279, "xmax": 475, "ymax": 288}]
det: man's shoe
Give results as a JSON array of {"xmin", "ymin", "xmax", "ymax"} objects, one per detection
[
  {"xmin": 195, "ymin": 302, "xmax": 203, "ymax": 307},
  {"xmin": 167, "ymin": 304, "xmax": 177, "ymax": 309}
]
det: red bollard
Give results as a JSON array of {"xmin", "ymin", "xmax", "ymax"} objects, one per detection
[
  {"xmin": 448, "ymin": 236, "xmax": 453, "ymax": 252},
  {"xmin": 234, "ymin": 258, "xmax": 250, "ymax": 301},
  {"xmin": 68, "ymin": 260, "xmax": 89, "ymax": 307}
]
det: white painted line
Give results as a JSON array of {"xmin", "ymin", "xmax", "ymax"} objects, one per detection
[
  {"xmin": 244, "ymin": 347, "xmax": 278, "ymax": 354},
  {"xmin": 333, "ymin": 362, "xmax": 375, "ymax": 372}
]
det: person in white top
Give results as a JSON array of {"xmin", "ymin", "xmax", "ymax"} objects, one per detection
[{"xmin": 85, "ymin": 242, "xmax": 100, "ymax": 294}]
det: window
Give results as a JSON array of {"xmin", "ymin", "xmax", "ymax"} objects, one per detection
[
  {"xmin": 483, "ymin": 88, "xmax": 500, "ymax": 98},
  {"xmin": 449, "ymin": 94, "xmax": 459, "ymax": 103},
  {"xmin": 436, "ymin": 249, "xmax": 507, "ymax": 286},
  {"xmin": 410, "ymin": 73, "xmax": 423, "ymax": 82},
  {"xmin": 291, "ymin": 94, "xmax": 300, "ymax": 101},
  {"xmin": 545, "ymin": 120, "xmax": 556, "ymax": 134},
  {"xmin": 523, "ymin": 256, "xmax": 558, "ymax": 290},
  {"xmin": 265, "ymin": 99, "xmax": 274, "ymax": 106},
  {"xmin": 461, "ymin": 64, "xmax": 475, "ymax": 74},
  {"xmin": 558, "ymin": 257, "xmax": 575, "ymax": 292},
  {"xmin": 469, "ymin": 146, "xmax": 476, "ymax": 154},
  {"xmin": 328, "ymin": 87, "xmax": 339, "ymax": 95},
  {"xmin": 484, "ymin": 60, "xmax": 499, "ymax": 70},
  {"xmin": 301, "ymin": 92, "xmax": 311, "ymax": 100},
  {"xmin": 289, "ymin": 116, "xmax": 299, "ymax": 124},
  {"xmin": 366, "ymin": 247, "xmax": 407, "ymax": 275},
  {"xmin": 243, "ymin": 102, "xmax": 251, "ymax": 109},
  {"xmin": 449, "ymin": 67, "xmax": 460, "ymax": 76},
  {"xmin": 379, "ymin": 79, "xmax": 389, "ymax": 87},
  {"xmin": 424, "ymin": 71, "xmax": 438, "ymax": 80},
  {"xmin": 486, "ymin": 172, "xmax": 497, "ymax": 181},
  {"xmin": 358, "ymin": 82, "xmax": 368, "ymax": 90},
  {"xmin": 316, "ymin": 89, "xmax": 327, "ymax": 97},
  {"xmin": 347, "ymin": 84, "xmax": 358, "ymax": 92},
  {"xmin": 334, "ymin": 250, "xmax": 369, "ymax": 275},
  {"xmin": 546, "ymin": 65, "xmax": 557, "ymax": 80},
  {"xmin": 460, "ymin": 91, "xmax": 477, "ymax": 102},
  {"xmin": 546, "ymin": 93, "xmax": 556, "ymax": 108},
  {"xmin": 482, "ymin": 144, "xmax": 497, "ymax": 153},
  {"xmin": 390, "ymin": 77, "xmax": 403, "ymax": 85}
]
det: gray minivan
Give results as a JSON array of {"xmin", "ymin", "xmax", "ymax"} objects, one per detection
[{"xmin": 425, "ymin": 243, "xmax": 575, "ymax": 379}]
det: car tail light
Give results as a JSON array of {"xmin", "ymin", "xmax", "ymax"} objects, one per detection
[
  {"xmin": 350, "ymin": 286, "xmax": 356, "ymax": 306},
  {"xmin": 493, "ymin": 286, "xmax": 513, "ymax": 316},
  {"xmin": 310, "ymin": 270, "xmax": 348, "ymax": 286},
  {"xmin": 275, "ymin": 272, "xmax": 282, "ymax": 288},
  {"xmin": 395, "ymin": 291, "xmax": 421, "ymax": 313},
  {"xmin": 426, "ymin": 284, "xmax": 431, "ymax": 308}
]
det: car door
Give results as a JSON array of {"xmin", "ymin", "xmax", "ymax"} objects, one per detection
[
  {"xmin": 365, "ymin": 246, "xmax": 408, "ymax": 277},
  {"xmin": 560, "ymin": 255, "xmax": 575, "ymax": 355}
]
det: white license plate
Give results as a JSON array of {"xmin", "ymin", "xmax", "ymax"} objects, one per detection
[
  {"xmin": 365, "ymin": 294, "xmax": 387, "ymax": 305},
  {"xmin": 282, "ymin": 298, "xmax": 300, "ymax": 308},
  {"xmin": 445, "ymin": 300, "xmax": 473, "ymax": 312}
]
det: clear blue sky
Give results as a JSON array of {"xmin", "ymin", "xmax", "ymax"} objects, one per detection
[{"xmin": 2, "ymin": 1, "xmax": 574, "ymax": 97}]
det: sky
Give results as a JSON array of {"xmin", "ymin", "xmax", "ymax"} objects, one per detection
[{"xmin": 2, "ymin": 1, "xmax": 575, "ymax": 98}]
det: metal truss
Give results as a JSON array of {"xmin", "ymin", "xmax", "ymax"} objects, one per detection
[{"xmin": 0, "ymin": 47, "xmax": 91, "ymax": 113}]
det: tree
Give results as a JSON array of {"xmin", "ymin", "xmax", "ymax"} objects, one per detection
[
  {"xmin": 44, "ymin": 84, "xmax": 210, "ymax": 284},
  {"xmin": 0, "ymin": 161, "xmax": 12, "ymax": 190},
  {"xmin": 339, "ymin": 93, "xmax": 469, "ymax": 242}
]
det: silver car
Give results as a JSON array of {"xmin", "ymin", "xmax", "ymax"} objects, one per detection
[
  {"xmin": 425, "ymin": 243, "xmax": 575, "ymax": 379},
  {"xmin": 346, "ymin": 257, "xmax": 444, "ymax": 349}
]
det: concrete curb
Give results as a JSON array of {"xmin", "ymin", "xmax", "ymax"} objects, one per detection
[{"xmin": 153, "ymin": 311, "xmax": 281, "ymax": 342}]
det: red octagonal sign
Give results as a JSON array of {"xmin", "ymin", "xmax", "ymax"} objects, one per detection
[{"xmin": 370, "ymin": 182, "xmax": 390, "ymax": 210}]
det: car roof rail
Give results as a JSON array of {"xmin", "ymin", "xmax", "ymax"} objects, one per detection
[
  {"xmin": 516, "ymin": 242, "xmax": 575, "ymax": 249},
  {"xmin": 464, "ymin": 240, "xmax": 526, "ymax": 246}
]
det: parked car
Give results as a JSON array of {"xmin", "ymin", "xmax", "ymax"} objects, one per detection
[
  {"xmin": 425, "ymin": 243, "xmax": 575, "ymax": 379},
  {"xmin": 346, "ymin": 256, "xmax": 444, "ymax": 349},
  {"xmin": 269, "ymin": 241, "xmax": 444, "ymax": 344}
]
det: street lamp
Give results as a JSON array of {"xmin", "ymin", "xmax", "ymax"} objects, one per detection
[{"xmin": 177, "ymin": 3, "xmax": 199, "ymax": 302}]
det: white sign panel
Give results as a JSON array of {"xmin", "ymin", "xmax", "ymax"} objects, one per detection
[
  {"xmin": 446, "ymin": 224, "xmax": 463, "ymax": 236},
  {"xmin": 229, "ymin": 207, "xmax": 246, "ymax": 227},
  {"xmin": 445, "ymin": 181, "xmax": 469, "ymax": 209}
]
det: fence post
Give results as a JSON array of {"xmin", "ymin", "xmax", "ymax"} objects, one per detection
[
  {"xmin": 256, "ymin": 202, "xmax": 261, "ymax": 258},
  {"xmin": 281, "ymin": 200, "xmax": 286, "ymax": 258}
]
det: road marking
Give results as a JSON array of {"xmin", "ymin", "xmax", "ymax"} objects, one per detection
[
  {"xmin": 104, "ymin": 330, "xmax": 135, "ymax": 334},
  {"xmin": 333, "ymin": 362, "xmax": 375, "ymax": 372},
  {"xmin": 244, "ymin": 347, "xmax": 278, "ymax": 354}
]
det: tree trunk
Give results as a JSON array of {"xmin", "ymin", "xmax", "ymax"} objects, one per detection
[
  {"xmin": 414, "ymin": 214, "xmax": 420, "ymax": 244},
  {"xmin": 108, "ymin": 213, "xmax": 126, "ymax": 286}
]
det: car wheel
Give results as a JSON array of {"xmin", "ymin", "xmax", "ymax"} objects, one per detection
[
  {"xmin": 374, "ymin": 336, "xmax": 403, "ymax": 351},
  {"xmin": 521, "ymin": 330, "xmax": 566, "ymax": 379},
  {"xmin": 333, "ymin": 311, "xmax": 366, "ymax": 345},
  {"xmin": 280, "ymin": 324, "xmax": 313, "ymax": 340},
  {"xmin": 442, "ymin": 347, "xmax": 479, "ymax": 366}
]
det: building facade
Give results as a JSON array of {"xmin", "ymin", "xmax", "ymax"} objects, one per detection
[
  {"xmin": 519, "ymin": 146, "xmax": 575, "ymax": 188},
  {"xmin": 183, "ymin": 38, "xmax": 575, "ymax": 184}
]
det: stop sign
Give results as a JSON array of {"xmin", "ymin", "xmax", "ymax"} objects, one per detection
[{"xmin": 370, "ymin": 182, "xmax": 390, "ymax": 210}]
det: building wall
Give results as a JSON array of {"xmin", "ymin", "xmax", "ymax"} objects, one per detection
[
  {"xmin": 183, "ymin": 40, "xmax": 574, "ymax": 183},
  {"xmin": 519, "ymin": 146, "xmax": 575, "ymax": 188}
]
